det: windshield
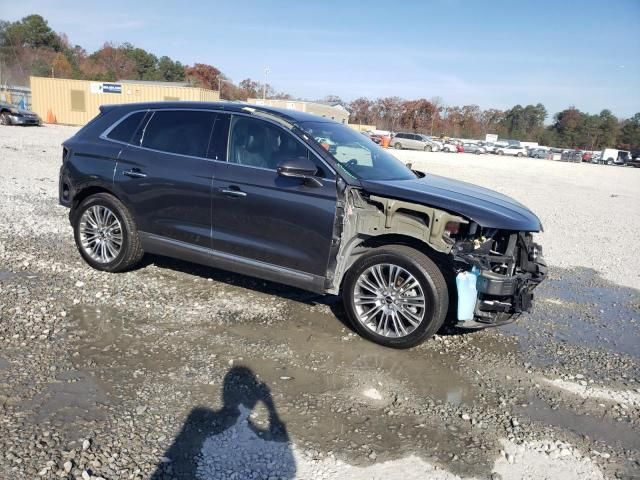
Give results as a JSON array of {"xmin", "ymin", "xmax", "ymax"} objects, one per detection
[{"xmin": 299, "ymin": 121, "xmax": 417, "ymax": 181}]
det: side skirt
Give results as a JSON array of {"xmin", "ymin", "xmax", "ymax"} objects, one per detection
[{"xmin": 139, "ymin": 232, "xmax": 327, "ymax": 294}]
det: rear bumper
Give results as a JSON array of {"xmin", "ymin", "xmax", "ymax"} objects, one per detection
[{"xmin": 455, "ymin": 234, "xmax": 547, "ymax": 328}]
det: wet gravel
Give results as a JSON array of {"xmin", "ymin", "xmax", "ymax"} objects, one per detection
[{"xmin": 0, "ymin": 125, "xmax": 639, "ymax": 479}]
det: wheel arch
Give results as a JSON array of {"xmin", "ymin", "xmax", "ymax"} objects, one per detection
[
  {"xmin": 331, "ymin": 233, "xmax": 455, "ymax": 296},
  {"xmin": 70, "ymin": 185, "xmax": 123, "ymax": 216}
]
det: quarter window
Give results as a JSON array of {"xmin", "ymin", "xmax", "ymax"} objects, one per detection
[
  {"xmin": 107, "ymin": 112, "xmax": 146, "ymax": 143},
  {"xmin": 227, "ymin": 116, "xmax": 309, "ymax": 170},
  {"xmin": 142, "ymin": 110, "xmax": 215, "ymax": 157}
]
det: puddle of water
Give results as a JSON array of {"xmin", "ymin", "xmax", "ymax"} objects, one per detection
[
  {"xmin": 0, "ymin": 269, "xmax": 19, "ymax": 281},
  {"xmin": 20, "ymin": 370, "xmax": 111, "ymax": 438},
  {"xmin": 0, "ymin": 269, "xmax": 37, "ymax": 282},
  {"xmin": 519, "ymin": 397, "xmax": 640, "ymax": 452},
  {"xmin": 503, "ymin": 267, "xmax": 640, "ymax": 359},
  {"xmin": 224, "ymin": 308, "xmax": 483, "ymax": 408},
  {"xmin": 64, "ymin": 299, "xmax": 502, "ymax": 477}
]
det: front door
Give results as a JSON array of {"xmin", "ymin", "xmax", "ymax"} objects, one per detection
[
  {"xmin": 211, "ymin": 114, "xmax": 337, "ymax": 277},
  {"xmin": 112, "ymin": 109, "xmax": 216, "ymax": 249}
]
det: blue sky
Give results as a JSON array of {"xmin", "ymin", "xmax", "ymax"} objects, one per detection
[{"xmin": 2, "ymin": 0, "xmax": 639, "ymax": 117}]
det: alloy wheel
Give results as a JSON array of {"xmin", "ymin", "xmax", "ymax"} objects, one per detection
[
  {"xmin": 79, "ymin": 205, "xmax": 123, "ymax": 263},
  {"xmin": 353, "ymin": 263, "xmax": 426, "ymax": 338}
]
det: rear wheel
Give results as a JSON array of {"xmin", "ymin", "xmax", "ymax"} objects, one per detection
[
  {"xmin": 423, "ymin": 145, "xmax": 432, "ymax": 152},
  {"xmin": 517, "ymin": 152, "xmax": 524, "ymax": 157},
  {"xmin": 606, "ymin": 158, "xmax": 614, "ymax": 165},
  {"xmin": 497, "ymin": 150, "xmax": 504, "ymax": 155},
  {"xmin": 342, "ymin": 245, "xmax": 448, "ymax": 349},
  {"xmin": 72, "ymin": 193, "xmax": 144, "ymax": 272},
  {"xmin": 394, "ymin": 142, "xmax": 402, "ymax": 150},
  {"xmin": 0, "ymin": 112, "xmax": 10, "ymax": 125}
]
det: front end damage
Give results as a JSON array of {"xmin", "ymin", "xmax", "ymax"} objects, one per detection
[
  {"xmin": 452, "ymin": 229, "xmax": 547, "ymax": 328},
  {"xmin": 328, "ymin": 186, "xmax": 546, "ymax": 329}
]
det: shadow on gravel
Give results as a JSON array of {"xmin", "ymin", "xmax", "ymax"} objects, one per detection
[{"xmin": 151, "ymin": 366, "xmax": 295, "ymax": 480}]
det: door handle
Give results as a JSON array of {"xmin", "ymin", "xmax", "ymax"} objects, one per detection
[
  {"xmin": 123, "ymin": 168, "xmax": 147, "ymax": 178},
  {"xmin": 220, "ymin": 188, "xmax": 247, "ymax": 197}
]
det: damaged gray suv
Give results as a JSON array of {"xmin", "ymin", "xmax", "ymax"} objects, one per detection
[{"xmin": 59, "ymin": 102, "xmax": 546, "ymax": 348}]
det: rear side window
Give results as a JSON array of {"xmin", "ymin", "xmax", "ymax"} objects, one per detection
[
  {"xmin": 107, "ymin": 112, "xmax": 146, "ymax": 143},
  {"xmin": 142, "ymin": 110, "xmax": 216, "ymax": 158}
]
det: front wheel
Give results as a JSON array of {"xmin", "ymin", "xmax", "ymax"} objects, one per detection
[
  {"xmin": 342, "ymin": 245, "xmax": 449, "ymax": 349},
  {"xmin": 0, "ymin": 112, "xmax": 10, "ymax": 125},
  {"xmin": 394, "ymin": 142, "xmax": 402, "ymax": 150},
  {"xmin": 517, "ymin": 152, "xmax": 524, "ymax": 157},
  {"xmin": 72, "ymin": 193, "xmax": 144, "ymax": 272},
  {"xmin": 423, "ymin": 145, "xmax": 432, "ymax": 152},
  {"xmin": 497, "ymin": 150, "xmax": 504, "ymax": 155}
]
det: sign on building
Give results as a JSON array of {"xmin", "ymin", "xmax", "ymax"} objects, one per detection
[
  {"xmin": 90, "ymin": 82, "xmax": 123, "ymax": 94},
  {"xmin": 485, "ymin": 134, "xmax": 498, "ymax": 143}
]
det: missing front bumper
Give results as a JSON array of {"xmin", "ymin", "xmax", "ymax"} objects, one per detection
[{"xmin": 455, "ymin": 235, "xmax": 547, "ymax": 328}]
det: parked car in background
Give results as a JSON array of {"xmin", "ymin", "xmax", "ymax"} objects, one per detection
[
  {"xmin": 600, "ymin": 148, "xmax": 631, "ymax": 165},
  {"xmin": 560, "ymin": 150, "xmax": 582, "ymax": 162},
  {"xmin": 390, "ymin": 132, "xmax": 440, "ymax": 151},
  {"xmin": 462, "ymin": 143, "xmax": 486, "ymax": 154},
  {"xmin": 442, "ymin": 142, "xmax": 463, "ymax": 153},
  {"xmin": 0, "ymin": 102, "xmax": 42, "ymax": 126},
  {"xmin": 528, "ymin": 148, "xmax": 549, "ymax": 159},
  {"xmin": 58, "ymin": 102, "xmax": 546, "ymax": 348},
  {"xmin": 496, "ymin": 145, "xmax": 527, "ymax": 157},
  {"xmin": 481, "ymin": 143, "xmax": 498, "ymax": 153}
]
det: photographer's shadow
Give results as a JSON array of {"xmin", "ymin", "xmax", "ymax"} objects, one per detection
[{"xmin": 151, "ymin": 366, "xmax": 295, "ymax": 479}]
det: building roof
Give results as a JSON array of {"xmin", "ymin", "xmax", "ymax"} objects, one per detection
[
  {"xmin": 102, "ymin": 101, "xmax": 340, "ymax": 125},
  {"xmin": 116, "ymin": 79, "xmax": 192, "ymax": 88}
]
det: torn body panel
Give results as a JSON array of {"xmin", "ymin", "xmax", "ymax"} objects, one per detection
[
  {"xmin": 326, "ymin": 187, "xmax": 467, "ymax": 294},
  {"xmin": 327, "ymin": 187, "xmax": 547, "ymax": 330}
]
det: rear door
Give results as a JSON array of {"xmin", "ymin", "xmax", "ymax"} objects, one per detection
[
  {"xmin": 409, "ymin": 134, "xmax": 421, "ymax": 150},
  {"xmin": 211, "ymin": 114, "xmax": 337, "ymax": 277},
  {"xmin": 112, "ymin": 109, "xmax": 216, "ymax": 249}
]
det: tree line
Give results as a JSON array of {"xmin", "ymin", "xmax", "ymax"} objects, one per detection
[{"xmin": 1, "ymin": 14, "xmax": 638, "ymax": 150}]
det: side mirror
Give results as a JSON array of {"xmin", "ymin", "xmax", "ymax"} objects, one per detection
[{"xmin": 277, "ymin": 156, "xmax": 321, "ymax": 186}]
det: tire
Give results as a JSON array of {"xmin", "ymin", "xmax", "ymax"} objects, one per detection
[
  {"xmin": 423, "ymin": 145, "xmax": 432, "ymax": 152},
  {"xmin": 342, "ymin": 245, "xmax": 449, "ymax": 349},
  {"xmin": 0, "ymin": 112, "xmax": 10, "ymax": 125},
  {"xmin": 606, "ymin": 158, "xmax": 614, "ymax": 165},
  {"xmin": 394, "ymin": 142, "xmax": 402, "ymax": 150},
  {"xmin": 72, "ymin": 192, "xmax": 144, "ymax": 272},
  {"xmin": 516, "ymin": 152, "xmax": 523, "ymax": 157},
  {"xmin": 475, "ymin": 150, "xmax": 481, "ymax": 155},
  {"xmin": 497, "ymin": 150, "xmax": 504, "ymax": 155}
]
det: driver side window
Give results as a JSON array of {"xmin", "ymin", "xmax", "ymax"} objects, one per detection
[{"xmin": 228, "ymin": 116, "xmax": 310, "ymax": 171}]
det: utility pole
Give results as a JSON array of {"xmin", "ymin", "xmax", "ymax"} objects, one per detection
[
  {"xmin": 218, "ymin": 77, "xmax": 231, "ymax": 100},
  {"xmin": 263, "ymin": 67, "xmax": 270, "ymax": 100}
]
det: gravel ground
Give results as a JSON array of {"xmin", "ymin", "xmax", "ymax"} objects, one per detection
[{"xmin": 0, "ymin": 125, "xmax": 638, "ymax": 480}]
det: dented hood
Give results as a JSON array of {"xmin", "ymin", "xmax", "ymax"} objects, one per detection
[{"xmin": 360, "ymin": 174, "xmax": 543, "ymax": 232}]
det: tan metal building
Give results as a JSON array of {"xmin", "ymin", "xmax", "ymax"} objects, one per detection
[
  {"xmin": 30, "ymin": 76, "xmax": 220, "ymax": 126},
  {"xmin": 247, "ymin": 98, "xmax": 350, "ymax": 124}
]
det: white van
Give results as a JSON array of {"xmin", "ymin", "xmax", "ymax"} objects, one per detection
[{"xmin": 601, "ymin": 148, "xmax": 631, "ymax": 165}]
